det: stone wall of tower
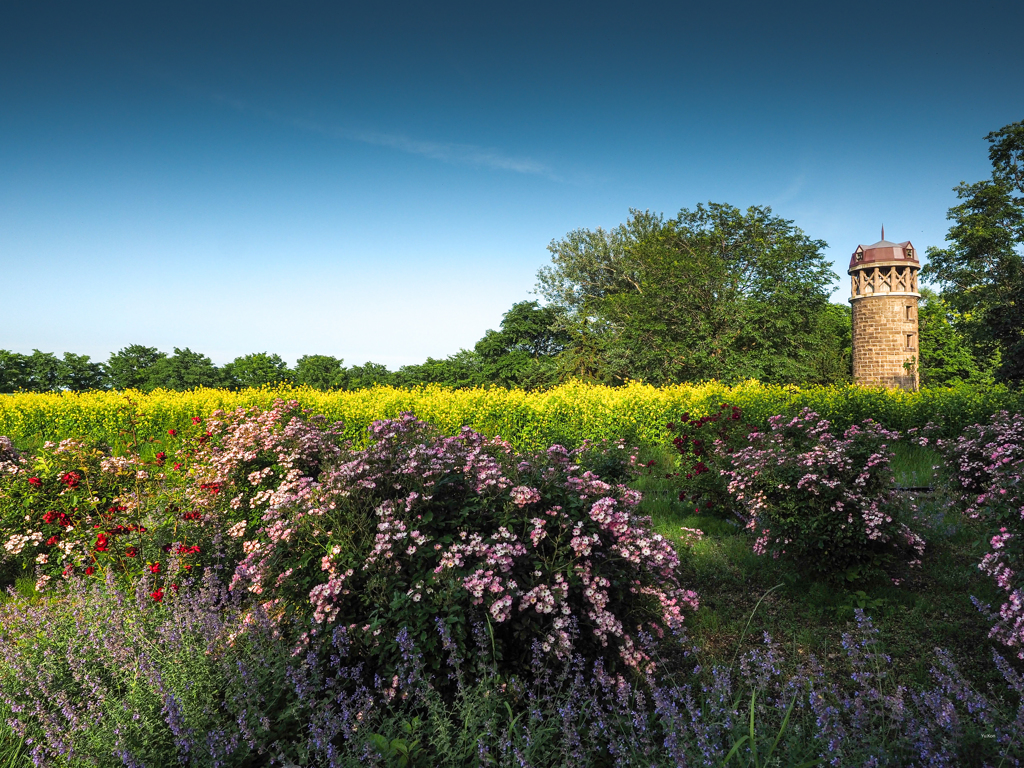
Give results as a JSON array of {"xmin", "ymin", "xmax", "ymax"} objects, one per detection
[{"xmin": 851, "ymin": 294, "xmax": 919, "ymax": 390}]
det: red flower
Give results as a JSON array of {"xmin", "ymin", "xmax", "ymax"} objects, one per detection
[
  {"xmin": 42, "ymin": 510, "xmax": 57, "ymax": 524},
  {"xmin": 125, "ymin": 547, "xmax": 137, "ymax": 558},
  {"xmin": 172, "ymin": 462, "xmax": 182, "ymax": 471},
  {"xmin": 182, "ymin": 511, "xmax": 202, "ymax": 521},
  {"xmin": 46, "ymin": 535, "xmax": 60, "ymax": 546},
  {"xmin": 192, "ymin": 416, "xmax": 202, "ymax": 425},
  {"xmin": 170, "ymin": 584, "xmax": 179, "ymax": 592},
  {"xmin": 167, "ymin": 429, "xmax": 177, "ymax": 437},
  {"xmin": 28, "ymin": 477, "xmax": 42, "ymax": 488},
  {"xmin": 94, "ymin": 533, "xmax": 109, "ymax": 552},
  {"xmin": 57, "ymin": 513, "xmax": 72, "ymax": 528},
  {"xmin": 151, "ymin": 588, "xmax": 164, "ymax": 602},
  {"xmin": 155, "ymin": 452, "xmax": 166, "ymax": 465},
  {"xmin": 149, "ymin": 562, "xmax": 160, "ymax": 574},
  {"xmin": 84, "ymin": 566, "xmax": 95, "ymax": 575},
  {"xmin": 176, "ymin": 544, "xmax": 200, "ymax": 555},
  {"xmin": 60, "ymin": 472, "xmax": 80, "ymax": 488}
]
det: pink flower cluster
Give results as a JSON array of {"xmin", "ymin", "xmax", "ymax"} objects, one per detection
[
  {"xmin": 224, "ymin": 411, "xmax": 696, "ymax": 674},
  {"xmin": 721, "ymin": 409, "xmax": 921, "ymax": 576}
]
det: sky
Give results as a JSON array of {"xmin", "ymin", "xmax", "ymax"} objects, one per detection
[{"xmin": 2, "ymin": 0, "xmax": 1023, "ymax": 370}]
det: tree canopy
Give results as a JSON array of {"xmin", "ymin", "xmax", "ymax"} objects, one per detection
[
  {"xmin": 923, "ymin": 120, "xmax": 1024, "ymax": 381},
  {"xmin": 537, "ymin": 203, "xmax": 843, "ymax": 385}
]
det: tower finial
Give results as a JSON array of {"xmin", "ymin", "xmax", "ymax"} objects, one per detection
[{"xmin": 881, "ymin": 224, "xmax": 885, "ymax": 241}]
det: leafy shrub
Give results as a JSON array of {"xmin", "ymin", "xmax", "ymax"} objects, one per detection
[
  {"xmin": 722, "ymin": 409, "xmax": 925, "ymax": 580},
  {"xmin": 667, "ymin": 403, "xmax": 751, "ymax": 519},
  {"xmin": 226, "ymin": 411, "xmax": 697, "ymax": 683},
  {"xmin": 0, "ymin": 401, "xmax": 695, "ymax": 689},
  {"xmin": 0, "ymin": 433, "xmax": 188, "ymax": 591},
  {"xmin": 939, "ymin": 411, "xmax": 1024, "ymax": 659}
]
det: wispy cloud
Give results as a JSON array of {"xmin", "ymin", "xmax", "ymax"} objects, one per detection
[{"xmin": 209, "ymin": 93, "xmax": 561, "ymax": 181}]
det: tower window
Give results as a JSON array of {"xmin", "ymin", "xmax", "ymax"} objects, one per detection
[
  {"xmin": 906, "ymin": 305, "xmax": 913, "ymax": 321},
  {"xmin": 907, "ymin": 334, "xmax": 915, "ymax": 350}
]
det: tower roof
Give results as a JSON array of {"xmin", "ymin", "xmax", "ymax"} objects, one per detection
[{"xmin": 849, "ymin": 235, "xmax": 918, "ymax": 272}]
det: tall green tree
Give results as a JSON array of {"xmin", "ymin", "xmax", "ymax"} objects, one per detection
[
  {"xmin": 1, "ymin": 350, "xmax": 109, "ymax": 392},
  {"xmin": 295, "ymin": 355, "xmax": 347, "ymax": 390},
  {"xmin": 106, "ymin": 345, "xmax": 167, "ymax": 391},
  {"xmin": 56, "ymin": 353, "xmax": 108, "ymax": 391},
  {"xmin": 0, "ymin": 351, "xmax": 31, "ymax": 393},
  {"xmin": 923, "ymin": 120, "xmax": 1024, "ymax": 381},
  {"xmin": 223, "ymin": 352, "xmax": 294, "ymax": 389},
  {"xmin": 346, "ymin": 361, "xmax": 393, "ymax": 390},
  {"xmin": 917, "ymin": 288, "xmax": 993, "ymax": 386},
  {"xmin": 395, "ymin": 350, "xmax": 483, "ymax": 389},
  {"xmin": 146, "ymin": 348, "xmax": 224, "ymax": 390},
  {"xmin": 537, "ymin": 203, "xmax": 836, "ymax": 385},
  {"xmin": 473, "ymin": 301, "xmax": 569, "ymax": 389}
]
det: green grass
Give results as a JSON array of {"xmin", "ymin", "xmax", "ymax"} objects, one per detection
[
  {"xmin": 632, "ymin": 446, "xmax": 1011, "ymax": 698},
  {"xmin": 890, "ymin": 442, "xmax": 942, "ymax": 487}
]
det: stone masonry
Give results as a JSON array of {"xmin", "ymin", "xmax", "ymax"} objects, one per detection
[{"xmin": 848, "ymin": 232, "xmax": 920, "ymax": 391}]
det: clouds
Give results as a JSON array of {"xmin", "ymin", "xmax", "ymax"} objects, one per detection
[{"xmin": 208, "ymin": 91, "xmax": 561, "ymax": 180}]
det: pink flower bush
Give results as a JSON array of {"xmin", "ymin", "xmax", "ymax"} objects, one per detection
[
  {"xmin": 940, "ymin": 412, "xmax": 1024, "ymax": 658},
  {"xmin": 227, "ymin": 412, "xmax": 696, "ymax": 679},
  {"xmin": 721, "ymin": 409, "xmax": 924, "ymax": 580}
]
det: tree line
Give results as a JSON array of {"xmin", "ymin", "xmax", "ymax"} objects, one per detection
[{"xmin": 2, "ymin": 119, "xmax": 1019, "ymax": 394}]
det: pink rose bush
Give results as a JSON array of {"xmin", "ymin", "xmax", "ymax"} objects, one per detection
[
  {"xmin": 939, "ymin": 411, "xmax": 1024, "ymax": 658},
  {"xmin": 226, "ymin": 411, "xmax": 697, "ymax": 679},
  {"xmin": 720, "ymin": 409, "xmax": 924, "ymax": 580}
]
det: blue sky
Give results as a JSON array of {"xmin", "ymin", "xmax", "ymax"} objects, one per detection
[{"xmin": 2, "ymin": 0, "xmax": 1022, "ymax": 369}]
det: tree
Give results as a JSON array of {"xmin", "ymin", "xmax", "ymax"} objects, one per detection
[
  {"xmin": 395, "ymin": 351, "xmax": 483, "ymax": 389},
  {"xmin": 473, "ymin": 301, "xmax": 569, "ymax": 389},
  {"xmin": 923, "ymin": 120, "xmax": 1024, "ymax": 381},
  {"xmin": 56, "ymin": 353, "xmax": 109, "ymax": 391},
  {"xmin": 223, "ymin": 352, "xmax": 294, "ymax": 389},
  {"xmin": 917, "ymin": 288, "xmax": 993, "ymax": 386},
  {"xmin": 146, "ymin": 348, "xmax": 224, "ymax": 390},
  {"xmin": 805, "ymin": 303, "xmax": 852, "ymax": 385},
  {"xmin": 537, "ymin": 204, "xmax": 836, "ymax": 385},
  {"xmin": 1, "ymin": 350, "xmax": 109, "ymax": 392},
  {"xmin": 295, "ymin": 355, "xmax": 347, "ymax": 390},
  {"xmin": 23, "ymin": 351, "xmax": 63, "ymax": 392},
  {"xmin": 106, "ymin": 345, "xmax": 167, "ymax": 391},
  {"xmin": 0, "ymin": 351, "xmax": 31, "ymax": 393},
  {"xmin": 346, "ymin": 361, "xmax": 393, "ymax": 390}
]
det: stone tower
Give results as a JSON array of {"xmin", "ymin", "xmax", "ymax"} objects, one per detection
[{"xmin": 848, "ymin": 229, "xmax": 921, "ymax": 391}]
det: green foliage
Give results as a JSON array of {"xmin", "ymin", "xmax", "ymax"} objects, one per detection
[
  {"xmin": 106, "ymin": 344, "xmax": 167, "ymax": 391},
  {"xmin": 295, "ymin": 354, "xmax": 347, "ymax": 390},
  {"xmin": 923, "ymin": 119, "xmax": 1024, "ymax": 382},
  {"xmin": 394, "ymin": 350, "xmax": 482, "ymax": 389},
  {"xmin": 347, "ymin": 360, "xmax": 394, "ymax": 390},
  {"xmin": 145, "ymin": 347, "xmax": 225, "ymax": 390},
  {"xmin": 473, "ymin": 301, "xmax": 569, "ymax": 389},
  {"xmin": 0, "ymin": 350, "xmax": 109, "ymax": 393},
  {"xmin": 917, "ymin": 289, "xmax": 993, "ymax": 386},
  {"xmin": 223, "ymin": 352, "xmax": 295, "ymax": 389},
  {"xmin": 538, "ymin": 203, "xmax": 841, "ymax": 386}
]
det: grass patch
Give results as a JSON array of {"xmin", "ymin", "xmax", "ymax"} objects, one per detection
[{"xmin": 634, "ymin": 448, "xmax": 1013, "ymax": 700}]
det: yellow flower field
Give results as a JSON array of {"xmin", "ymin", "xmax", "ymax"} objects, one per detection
[{"xmin": 0, "ymin": 380, "xmax": 1018, "ymax": 451}]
